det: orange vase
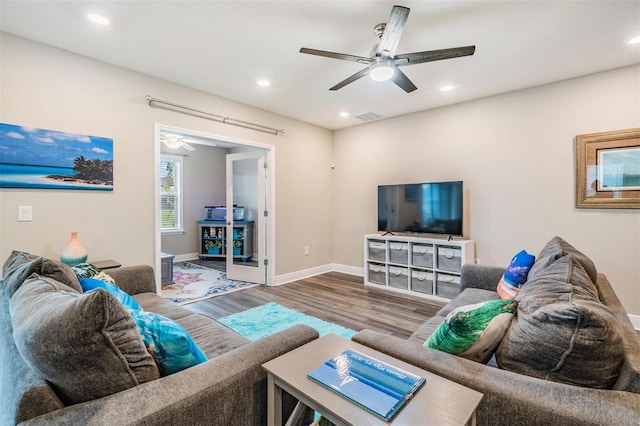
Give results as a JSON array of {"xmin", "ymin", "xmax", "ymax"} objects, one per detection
[{"xmin": 60, "ymin": 231, "xmax": 88, "ymax": 266}]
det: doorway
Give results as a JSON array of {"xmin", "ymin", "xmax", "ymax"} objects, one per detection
[{"xmin": 154, "ymin": 124, "xmax": 276, "ymax": 289}]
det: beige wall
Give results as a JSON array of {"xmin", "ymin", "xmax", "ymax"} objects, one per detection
[
  {"xmin": 332, "ymin": 65, "xmax": 640, "ymax": 315},
  {"xmin": 2, "ymin": 33, "xmax": 638, "ymax": 315},
  {"xmin": 0, "ymin": 33, "xmax": 334, "ymax": 276}
]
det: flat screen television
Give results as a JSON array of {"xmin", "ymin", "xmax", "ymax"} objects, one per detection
[{"xmin": 378, "ymin": 181, "xmax": 463, "ymax": 236}]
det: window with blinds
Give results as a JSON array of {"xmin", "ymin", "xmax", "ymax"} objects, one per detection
[{"xmin": 160, "ymin": 154, "xmax": 182, "ymax": 232}]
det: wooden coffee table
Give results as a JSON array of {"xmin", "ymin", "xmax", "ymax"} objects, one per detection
[{"xmin": 263, "ymin": 333, "xmax": 483, "ymax": 426}]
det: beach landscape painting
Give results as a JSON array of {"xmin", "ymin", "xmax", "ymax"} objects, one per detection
[{"xmin": 0, "ymin": 123, "xmax": 113, "ymax": 190}]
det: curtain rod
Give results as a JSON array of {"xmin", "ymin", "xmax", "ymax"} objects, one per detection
[{"xmin": 145, "ymin": 95, "xmax": 284, "ymax": 135}]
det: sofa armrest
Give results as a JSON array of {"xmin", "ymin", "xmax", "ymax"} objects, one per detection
[
  {"xmin": 352, "ymin": 330, "xmax": 640, "ymax": 426},
  {"xmin": 459, "ymin": 264, "xmax": 505, "ymax": 292},
  {"xmin": 20, "ymin": 324, "xmax": 319, "ymax": 426},
  {"xmin": 105, "ymin": 265, "xmax": 156, "ymax": 295}
]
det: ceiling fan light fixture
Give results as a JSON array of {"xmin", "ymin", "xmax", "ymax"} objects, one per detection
[
  {"xmin": 369, "ymin": 60, "xmax": 395, "ymax": 82},
  {"xmin": 162, "ymin": 139, "xmax": 183, "ymax": 150}
]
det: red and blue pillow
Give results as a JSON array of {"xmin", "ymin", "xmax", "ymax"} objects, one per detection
[{"xmin": 497, "ymin": 250, "xmax": 536, "ymax": 299}]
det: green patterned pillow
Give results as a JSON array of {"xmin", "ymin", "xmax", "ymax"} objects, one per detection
[
  {"xmin": 426, "ymin": 299, "xmax": 518, "ymax": 363},
  {"xmin": 71, "ymin": 263, "xmax": 117, "ymax": 286}
]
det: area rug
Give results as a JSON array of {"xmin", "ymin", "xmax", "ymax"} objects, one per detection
[
  {"xmin": 161, "ymin": 262, "xmax": 258, "ymax": 305},
  {"xmin": 218, "ymin": 301, "xmax": 356, "ymax": 341}
]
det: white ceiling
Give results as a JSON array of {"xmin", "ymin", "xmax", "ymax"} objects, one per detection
[{"xmin": 1, "ymin": 1, "xmax": 639, "ymax": 131}]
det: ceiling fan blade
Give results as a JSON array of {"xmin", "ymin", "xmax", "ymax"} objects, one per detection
[
  {"xmin": 300, "ymin": 48, "xmax": 371, "ymax": 64},
  {"xmin": 391, "ymin": 68, "xmax": 417, "ymax": 93},
  {"xmin": 376, "ymin": 5, "xmax": 410, "ymax": 58},
  {"xmin": 182, "ymin": 142, "xmax": 196, "ymax": 151},
  {"xmin": 329, "ymin": 67, "xmax": 371, "ymax": 91},
  {"xmin": 395, "ymin": 46, "xmax": 476, "ymax": 66}
]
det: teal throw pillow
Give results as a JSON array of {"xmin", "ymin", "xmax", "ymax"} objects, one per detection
[
  {"xmin": 426, "ymin": 299, "xmax": 518, "ymax": 363},
  {"xmin": 128, "ymin": 309, "xmax": 208, "ymax": 376},
  {"xmin": 79, "ymin": 277, "xmax": 141, "ymax": 311}
]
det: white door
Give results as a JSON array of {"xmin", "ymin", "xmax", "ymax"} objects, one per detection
[{"xmin": 225, "ymin": 151, "xmax": 267, "ymax": 284}]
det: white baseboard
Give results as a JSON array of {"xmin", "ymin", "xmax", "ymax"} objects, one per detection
[
  {"xmin": 629, "ymin": 314, "xmax": 640, "ymax": 331},
  {"xmin": 272, "ymin": 263, "xmax": 364, "ymax": 286},
  {"xmin": 330, "ymin": 263, "xmax": 364, "ymax": 277},
  {"xmin": 272, "ymin": 264, "xmax": 334, "ymax": 286},
  {"xmin": 173, "ymin": 253, "xmax": 198, "ymax": 263}
]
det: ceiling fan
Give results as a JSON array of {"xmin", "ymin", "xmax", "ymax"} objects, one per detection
[
  {"xmin": 160, "ymin": 134, "xmax": 196, "ymax": 151},
  {"xmin": 300, "ymin": 5, "xmax": 475, "ymax": 93}
]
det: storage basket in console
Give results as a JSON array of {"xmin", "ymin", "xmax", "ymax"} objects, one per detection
[
  {"xmin": 437, "ymin": 246, "xmax": 462, "ymax": 272},
  {"xmin": 368, "ymin": 240, "xmax": 386, "ymax": 262},
  {"xmin": 367, "ymin": 263, "xmax": 386, "ymax": 285},
  {"xmin": 411, "ymin": 270, "xmax": 433, "ymax": 294},
  {"xmin": 435, "ymin": 273, "xmax": 461, "ymax": 298},
  {"xmin": 389, "ymin": 242, "xmax": 408, "ymax": 264},
  {"xmin": 388, "ymin": 266, "xmax": 409, "ymax": 290},
  {"xmin": 412, "ymin": 244, "xmax": 434, "ymax": 268}
]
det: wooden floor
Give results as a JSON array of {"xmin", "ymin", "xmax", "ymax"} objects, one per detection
[{"xmin": 184, "ymin": 271, "xmax": 445, "ymax": 339}]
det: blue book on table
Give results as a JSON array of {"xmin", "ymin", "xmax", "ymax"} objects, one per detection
[{"xmin": 307, "ymin": 349, "xmax": 426, "ymax": 421}]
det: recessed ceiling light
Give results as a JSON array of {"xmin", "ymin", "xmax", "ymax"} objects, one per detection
[
  {"xmin": 339, "ymin": 112, "xmax": 350, "ymax": 118},
  {"xmin": 257, "ymin": 80, "xmax": 271, "ymax": 87},
  {"xmin": 87, "ymin": 13, "xmax": 110, "ymax": 26},
  {"xmin": 628, "ymin": 35, "xmax": 640, "ymax": 45},
  {"xmin": 440, "ymin": 85, "xmax": 455, "ymax": 92}
]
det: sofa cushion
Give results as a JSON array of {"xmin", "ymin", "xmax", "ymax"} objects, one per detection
[
  {"xmin": 133, "ymin": 292, "xmax": 194, "ymax": 320},
  {"xmin": 0, "ymin": 286, "xmax": 64, "ymax": 425},
  {"xmin": 528, "ymin": 236, "xmax": 597, "ymax": 284},
  {"xmin": 496, "ymin": 255, "xmax": 624, "ymax": 388},
  {"xmin": 10, "ymin": 275, "xmax": 159, "ymax": 405},
  {"xmin": 409, "ymin": 316, "xmax": 445, "ymax": 343},
  {"xmin": 3, "ymin": 251, "xmax": 42, "ymax": 298},
  {"xmin": 175, "ymin": 314, "xmax": 250, "ymax": 358},
  {"xmin": 496, "ymin": 249, "xmax": 535, "ymax": 299},
  {"xmin": 128, "ymin": 309, "xmax": 208, "ymax": 376},
  {"xmin": 426, "ymin": 299, "xmax": 518, "ymax": 363},
  {"xmin": 3, "ymin": 251, "xmax": 83, "ymax": 298}
]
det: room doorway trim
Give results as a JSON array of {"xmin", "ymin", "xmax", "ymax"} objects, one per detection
[{"xmin": 153, "ymin": 123, "xmax": 277, "ymax": 292}]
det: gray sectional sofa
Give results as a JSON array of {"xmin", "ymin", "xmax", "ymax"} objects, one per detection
[
  {"xmin": 1, "ymin": 252, "xmax": 318, "ymax": 425},
  {"xmin": 353, "ymin": 236, "xmax": 640, "ymax": 425}
]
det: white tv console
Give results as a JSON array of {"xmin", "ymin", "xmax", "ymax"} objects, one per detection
[{"xmin": 364, "ymin": 233, "xmax": 475, "ymax": 302}]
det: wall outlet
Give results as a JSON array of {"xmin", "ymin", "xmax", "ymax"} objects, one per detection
[
  {"xmin": 475, "ymin": 258, "xmax": 480, "ymax": 264},
  {"xmin": 304, "ymin": 246, "xmax": 310, "ymax": 255}
]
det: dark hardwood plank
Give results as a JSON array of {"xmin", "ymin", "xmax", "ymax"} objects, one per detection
[{"xmin": 184, "ymin": 271, "xmax": 445, "ymax": 339}]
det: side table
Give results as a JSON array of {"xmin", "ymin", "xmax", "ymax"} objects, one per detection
[
  {"xmin": 90, "ymin": 260, "xmax": 121, "ymax": 270},
  {"xmin": 263, "ymin": 334, "xmax": 483, "ymax": 426},
  {"xmin": 160, "ymin": 252, "xmax": 175, "ymax": 285}
]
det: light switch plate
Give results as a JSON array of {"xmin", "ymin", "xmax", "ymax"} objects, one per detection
[{"xmin": 18, "ymin": 205, "xmax": 32, "ymax": 222}]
